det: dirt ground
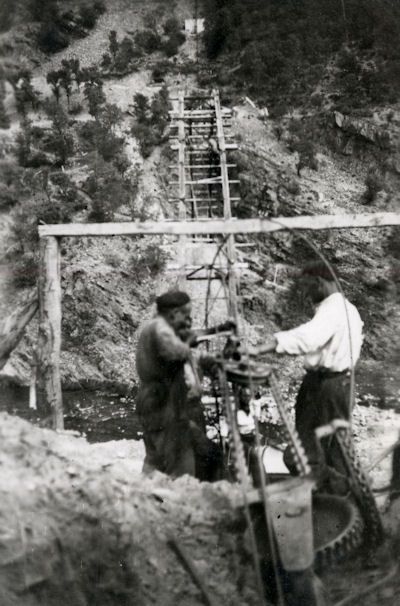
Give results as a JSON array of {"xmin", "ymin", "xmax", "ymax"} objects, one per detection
[
  {"xmin": 0, "ymin": 412, "xmax": 261, "ymax": 606},
  {"xmin": 1, "ymin": 408, "xmax": 400, "ymax": 606}
]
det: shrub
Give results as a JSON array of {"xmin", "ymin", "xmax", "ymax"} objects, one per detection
[
  {"xmin": 14, "ymin": 121, "xmax": 33, "ymax": 166},
  {"xmin": 129, "ymin": 243, "xmax": 168, "ymax": 282},
  {"xmin": 79, "ymin": 5, "xmax": 98, "ymax": 29},
  {"xmin": 78, "ymin": 117, "xmax": 124, "ymax": 162},
  {"xmin": 83, "ymin": 81, "xmax": 106, "ymax": 116},
  {"xmin": 12, "ymin": 170, "xmax": 80, "ymax": 255},
  {"xmin": 162, "ymin": 36, "xmax": 180, "ymax": 57},
  {"xmin": 43, "ymin": 106, "xmax": 75, "ymax": 166},
  {"xmin": 101, "ymin": 52, "xmax": 112, "ymax": 70},
  {"xmin": 93, "ymin": 0, "xmax": 106, "ymax": 16},
  {"xmin": 0, "ymin": 161, "xmax": 22, "ymax": 208},
  {"xmin": 0, "ymin": 99, "xmax": 10, "ymax": 129},
  {"xmin": 163, "ymin": 16, "xmax": 181, "ymax": 36},
  {"xmin": 109, "ymin": 30, "xmax": 118, "ymax": 60},
  {"xmin": 12, "ymin": 252, "xmax": 39, "ymax": 288},
  {"xmin": 114, "ymin": 37, "xmax": 141, "ymax": 72},
  {"xmin": 84, "ymin": 161, "xmax": 132, "ymax": 222},
  {"xmin": 134, "ymin": 29, "xmax": 161, "ymax": 54},
  {"xmin": 38, "ymin": 21, "xmax": 69, "ymax": 53},
  {"xmin": 363, "ymin": 169, "xmax": 386, "ymax": 204},
  {"xmin": 131, "ymin": 87, "xmax": 170, "ymax": 157},
  {"xmin": 152, "ymin": 61, "xmax": 169, "ymax": 82},
  {"xmin": 0, "ymin": 183, "xmax": 18, "ymax": 209}
]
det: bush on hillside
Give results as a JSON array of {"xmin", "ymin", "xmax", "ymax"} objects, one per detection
[
  {"xmin": 152, "ymin": 61, "xmax": 171, "ymax": 82},
  {"xmin": 12, "ymin": 170, "xmax": 80, "ymax": 253},
  {"xmin": 134, "ymin": 29, "xmax": 161, "ymax": 54},
  {"xmin": 162, "ymin": 33, "xmax": 185, "ymax": 57},
  {"xmin": 83, "ymin": 81, "xmax": 106, "ymax": 116},
  {"xmin": 0, "ymin": 161, "xmax": 23, "ymax": 209},
  {"xmin": 12, "ymin": 252, "xmax": 39, "ymax": 288},
  {"xmin": 83, "ymin": 160, "xmax": 132, "ymax": 222},
  {"xmin": 287, "ymin": 119, "xmax": 318, "ymax": 175},
  {"xmin": 32, "ymin": 0, "xmax": 106, "ymax": 54},
  {"xmin": 363, "ymin": 169, "xmax": 386, "ymax": 204},
  {"xmin": 0, "ymin": 99, "xmax": 10, "ymax": 129},
  {"xmin": 131, "ymin": 88, "xmax": 170, "ymax": 158},
  {"xmin": 41, "ymin": 105, "xmax": 75, "ymax": 166},
  {"xmin": 79, "ymin": 5, "xmax": 99, "ymax": 29},
  {"xmin": 128, "ymin": 243, "xmax": 169, "ymax": 283},
  {"xmin": 163, "ymin": 16, "xmax": 181, "ymax": 37},
  {"xmin": 114, "ymin": 37, "xmax": 142, "ymax": 72},
  {"xmin": 78, "ymin": 104, "xmax": 124, "ymax": 162}
]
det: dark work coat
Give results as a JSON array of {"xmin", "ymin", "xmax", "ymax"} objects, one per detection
[{"xmin": 136, "ymin": 315, "xmax": 194, "ymax": 476}]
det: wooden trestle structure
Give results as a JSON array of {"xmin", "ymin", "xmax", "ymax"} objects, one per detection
[{"xmin": 36, "ymin": 89, "xmax": 400, "ymax": 429}]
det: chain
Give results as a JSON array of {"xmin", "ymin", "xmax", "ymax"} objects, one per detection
[
  {"xmin": 335, "ymin": 428, "xmax": 384, "ymax": 546},
  {"xmin": 218, "ymin": 368, "xmax": 253, "ymax": 489},
  {"xmin": 269, "ymin": 372, "xmax": 311, "ymax": 477}
]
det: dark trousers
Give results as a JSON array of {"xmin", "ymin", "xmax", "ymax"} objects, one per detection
[
  {"xmin": 142, "ymin": 418, "xmax": 223, "ymax": 482},
  {"xmin": 284, "ymin": 370, "xmax": 352, "ymax": 493}
]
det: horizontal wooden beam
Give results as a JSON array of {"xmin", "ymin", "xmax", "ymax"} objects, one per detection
[{"xmin": 38, "ymin": 213, "xmax": 400, "ymax": 238}]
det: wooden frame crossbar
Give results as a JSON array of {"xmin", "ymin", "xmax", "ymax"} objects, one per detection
[{"xmin": 38, "ymin": 212, "xmax": 400, "ymax": 238}]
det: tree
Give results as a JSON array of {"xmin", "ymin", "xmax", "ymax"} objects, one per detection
[
  {"xmin": 46, "ymin": 70, "xmax": 61, "ymax": 104},
  {"xmin": 0, "ymin": 99, "xmax": 10, "ymax": 129},
  {"xmin": 109, "ymin": 30, "xmax": 119, "ymax": 61},
  {"xmin": 134, "ymin": 29, "xmax": 161, "ymax": 54},
  {"xmin": 58, "ymin": 65, "xmax": 73, "ymax": 109},
  {"xmin": 101, "ymin": 52, "xmax": 112, "ymax": 70},
  {"xmin": 114, "ymin": 36, "xmax": 140, "ymax": 72},
  {"xmin": 64, "ymin": 58, "xmax": 81, "ymax": 90},
  {"xmin": 14, "ymin": 73, "xmax": 40, "ymax": 115},
  {"xmin": 163, "ymin": 16, "xmax": 181, "ymax": 36},
  {"xmin": 15, "ymin": 119, "xmax": 33, "ymax": 166},
  {"xmin": 83, "ymin": 82, "xmax": 106, "ymax": 116},
  {"xmin": 84, "ymin": 159, "xmax": 131, "ymax": 222},
  {"xmin": 46, "ymin": 106, "xmax": 74, "ymax": 165},
  {"xmin": 100, "ymin": 103, "xmax": 123, "ymax": 131},
  {"xmin": 80, "ymin": 67, "xmax": 102, "ymax": 85},
  {"xmin": 133, "ymin": 93, "xmax": 150, "ymax": 124}
]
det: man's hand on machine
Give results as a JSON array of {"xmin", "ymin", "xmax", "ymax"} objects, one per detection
[
  {"xmin": 238, "ymin": 337, "xmax": 277, "ymax": 358},
  {"xmin": 216, "ymin": 319, "xmax": 237, "ymax": 333},
  {"xmin": 191, "ymin": 319, "xmax": 237, "ymax": 346}
]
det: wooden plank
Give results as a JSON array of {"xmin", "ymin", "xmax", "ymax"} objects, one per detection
[
  {"xmin": 38, "ymin": 213, "xmax": 400, "ymax": 238},
  {"xmin": 37, "ymin": 236, "xmax": 63, "ymax": 429}
]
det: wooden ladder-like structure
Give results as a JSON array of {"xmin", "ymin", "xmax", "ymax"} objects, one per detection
[{"xmin": 168, "ymin": 89, "xmax": 241, "ymax": 324}]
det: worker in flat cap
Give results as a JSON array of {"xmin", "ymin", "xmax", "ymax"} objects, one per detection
[{"xmin": 136, "ymin": 289, "xmax": 234, "ymax": 480}]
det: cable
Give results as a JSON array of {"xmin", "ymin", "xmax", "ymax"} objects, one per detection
[{"xmin": 269, "ymin": 218, "xmax": 355, "ymax": 424}]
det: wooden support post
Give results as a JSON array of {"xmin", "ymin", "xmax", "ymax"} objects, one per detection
[
  {"xmin": 214, "ymin": 89, "xmax": 239, "ymax": 326},
  {"xmin": 37, "ymin": 236, "xmax": 63, "ymax": 429},
  {"xmin": 177, "ymin": 89, "xmax": 187, "ymax": 286}
]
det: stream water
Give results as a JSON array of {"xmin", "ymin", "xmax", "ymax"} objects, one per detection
[{"xmin": 0, "ymin": 384, "xmax": 141, "ymax": 442}]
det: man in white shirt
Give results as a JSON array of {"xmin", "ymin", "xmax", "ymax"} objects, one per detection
[{"xmin": 247, "ymin": 261, "xmax": 363, "ymax": 493}]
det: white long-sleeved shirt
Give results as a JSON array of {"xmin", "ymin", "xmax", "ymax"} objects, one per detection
[{"xmin": 274, "ymin": 293, "xmax": 363, "ymax": 372}]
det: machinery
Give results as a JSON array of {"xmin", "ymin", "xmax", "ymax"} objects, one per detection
[{"xmin": 201, "ymin": 333, "xmax": 383, "ymax": 605}]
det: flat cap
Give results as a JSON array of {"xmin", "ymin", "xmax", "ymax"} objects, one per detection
[{"xmin": 156, "ymin": 290, "xmax": 190, "ymax": 312}]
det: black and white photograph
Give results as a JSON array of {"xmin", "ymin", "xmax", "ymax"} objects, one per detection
[{"xmin": 0, "ymin": 1, "xmax": 400, "ymax": 604}]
